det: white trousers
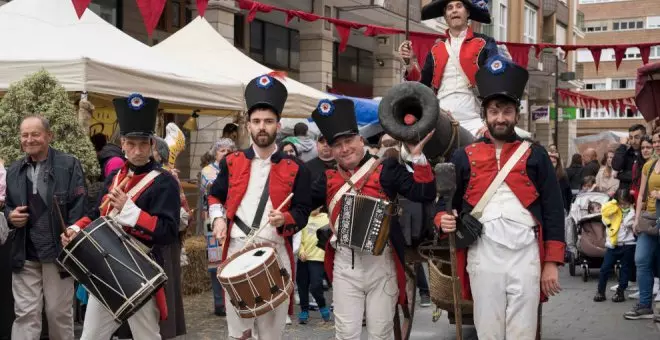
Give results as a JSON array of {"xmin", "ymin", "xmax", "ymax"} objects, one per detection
[
  {"xmin": 224, "ymin": 238, "xmax": 290, "ymax": 340},
  {"xmin": 467, "ymin": 237, "xmax": 541, "ymax": 340},
  {"xmin": 11, "ymin": 261, "xmax": 74, "ymax": 340},
  {"xmin": 80, "ymin": 295, "xmax": 161, "ymax": 340},
  {"xmin": 333, "ymin": 246, "xmax": 399, "ymax": 340}
]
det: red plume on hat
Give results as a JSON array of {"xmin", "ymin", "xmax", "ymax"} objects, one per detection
[{"xmin": 267, "ymin": 70, "xmax": 288, "ymax": 81}]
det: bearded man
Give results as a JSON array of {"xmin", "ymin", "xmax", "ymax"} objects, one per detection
[
  {"xmin": 434, "ymin": 56, "xmax": 565, "ymax": 339},
  {"xmin": 207, "ymin": 74, "xmax": 312, "ymax": 340}
]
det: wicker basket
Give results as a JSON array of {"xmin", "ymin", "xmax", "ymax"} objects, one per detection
[{"xmin": 427, "ymin": 254, "xmax": 473, "ymax": 313}]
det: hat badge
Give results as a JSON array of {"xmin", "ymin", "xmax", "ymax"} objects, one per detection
[
  {"xmin": 487, "ymin": 55, "xmax": 507, "ymax": 75},
  {"xmin": 472, "ymin": 0, "xmax": 489, "ymax": 10},
  {"xmin": 127, "ymin": 93, "xmax": 145, "ymax": 111},
  {"xmin": 256, "ymin": 75, "xmax": 273, "ymax": 89},
  {"xmin": 317, "ymin": 99, "xmax": 334, "ymax": 117}
]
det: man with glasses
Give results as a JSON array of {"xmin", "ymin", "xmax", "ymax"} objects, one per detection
[{"xmin": 613, "ymin": 124, "xmax": 647, "ymax": 192}]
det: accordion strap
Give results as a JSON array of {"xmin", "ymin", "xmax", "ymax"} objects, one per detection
[{"xmin": 328, "ymin": 158, "xmax": 377, "ymax": 230}]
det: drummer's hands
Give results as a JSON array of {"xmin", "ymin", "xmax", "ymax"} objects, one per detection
[
  {"xmin": 405, "ymin": 129, "xmax": 435, "ymax": 157},
  {"xmin": 541, "ymin": 262, "xmax": 561, "ymax": 297},
  {"xmin": 61, "ymin": 228, "xmax": 79, "ymax": 247},
  {"xmin": 212, "ymin": 218, "xmax": 227, "ymax": 244},
  {"xmin": 107, "ymin": 186, "xmax": 128, "ymax": 211},
  {"xmin": 268, "ymin": 210, "xmax": 285, "ymax": 227},
  {"xmin": 398, "ymin": 40, "xmax": 414, "ymax": 64},
  {"xmin": 435, "ymin": 210, "xmax": 458, "ymax": 233}
]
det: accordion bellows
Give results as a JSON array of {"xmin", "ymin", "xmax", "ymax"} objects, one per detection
[{"xmin": 337, "ymin": 193, "xmax": 393, "ymax": 255}]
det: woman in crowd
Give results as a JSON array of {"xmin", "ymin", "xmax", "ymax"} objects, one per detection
[
  {"xmin": 201, "ymin": 138, "xmax": 236, "ymax": 317},
  {"xmin": 281, "ymin": 141, "xmax": 299, "ymax": 159},
  {"xmin": 625, "ymin": 129, "xmax": 660, "ymax": 321},
  {"xmin": 632, "ymin": 136, "xmax": 654, "ymax": 202},
  {"xmin": 596, "ymin": 150, "xmax": 620, "ymax": 197},
  {"xmin": 566, "ymin": 153, "xmax": 584, "ymax": 192},
  {"xmin": 549, "ymin": 152, "xmax": 573, "ymax": 213}
]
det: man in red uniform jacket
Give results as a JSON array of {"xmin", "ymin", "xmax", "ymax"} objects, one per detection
[
  {"xmin": 399, "ymin": 0, "xmax": 501, "ymax": 137},
  {"xmin": 435, "ymin": 56, "xmax": 565, "ymax": 340},
  {"xmin": 310, "ymin": 98, "xmax": 436, "ymax": 339},
  {"xmin": 62, "ymin": 93, "xmax": 181, "ymax": 340},
  {"xmin": 207, "ymin": 74, "xmax": 312, "ymax": 340}
]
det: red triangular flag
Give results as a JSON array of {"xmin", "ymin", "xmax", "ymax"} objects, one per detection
[
  {"xmin": 196, "ymin": 0, "xmax": 209, "ymax": 18},
  {"xmin": 135, "ymin": 0, "xmax": 167, "ymax": 36},
  {"xmin": 71, "ymin": 0, "xmax": 92, "ymax": 18},
  {"xmin": 639, "ymin": 45, "xmax": 651, "ymax": 65},
  {"xmin": 333, "ymin": 22, "xmax": 351, "ymax": 52},
  {"xmin": 507, "ymin": 44, "xmax": 531, "ymax": 68},
  {"xmin": 589, "ymin": 48, "xmax": 602, "ymax": 73},
  {"xmin": 613, "ymin": 46, "xmax": 627, "ymax": 70}
]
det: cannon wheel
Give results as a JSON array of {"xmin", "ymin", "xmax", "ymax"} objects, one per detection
[{"xmin": 393, "ymin": 262, "xmax": 417, "ymax": 340}]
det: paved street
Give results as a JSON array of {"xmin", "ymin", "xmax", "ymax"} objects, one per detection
[{"xmin": 182, "ymin": 266, "xmax": 660, "ymax": 340}]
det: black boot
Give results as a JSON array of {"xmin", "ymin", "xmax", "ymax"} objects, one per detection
[
  {"xmin": 594, "ymin": 291, "xmax": 606, "ymax": 302},
  {"xmin": 612, "ymin": 289, "xmax": 626, "ymax": 303}
]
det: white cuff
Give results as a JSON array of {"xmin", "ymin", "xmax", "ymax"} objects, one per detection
[
  {"xmin": 209, "ymin": 203, "xmax": 226, "ymax": 221},
  {"xmin": 179, "ymin": 207, "xmax": 189, "ymax": 231},
  {"xmin": 411, "ymin": 153, "xmax": 428, "ymax": 166},
  {"xmin": 67, "ymin": 225, "xmax": 81, "ymax": 233},
  {"xmin": 115, "ymin": 199, "xmax": 141, "ymax": 228}
]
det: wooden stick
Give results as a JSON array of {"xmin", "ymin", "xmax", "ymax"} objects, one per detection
[
  {"xmin": 449, "ymin": 233, "xmax": 463, "ymax": 340},
  {"xmin": 100, "ymin": 175, "xmax": 132, "ymax": 211},
  {"xmin": 242, "ymin": 193, "xmax": 294, "ymax": 248}
]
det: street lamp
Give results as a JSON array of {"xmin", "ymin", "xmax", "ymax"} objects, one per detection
[{"xmin": 554, "ymin": 54, "xmax": 576, "ymax": 147}]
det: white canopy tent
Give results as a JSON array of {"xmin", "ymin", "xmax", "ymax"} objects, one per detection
[
  {"xmin": 0, "ymin": 0, "xmax": 245, "ymax": 114},
  {"xmin": 153, "ymin": 17, "xmax": 335, "ymax": 118}
]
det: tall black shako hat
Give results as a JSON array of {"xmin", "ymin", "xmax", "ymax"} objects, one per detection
[
  {"xmin": 245, "ymin": 72, "xmax": 288, "ymax": 117},
  {"xmin": 312, "ymin": 99, "xmax": 359, "ymax": 145},
  {"xmin": 476, "ymin": 55, "xmax": 529, "ymax": 106},
  {"xmin": 422, "ymin": 0, "xmax": 492, "ymax": 24},
  {"xmin": 113, "ymin": 93, "xmax": 159, "ymax": 138}
]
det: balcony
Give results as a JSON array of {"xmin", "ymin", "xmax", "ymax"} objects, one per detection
[
  {"xmin": 543, "ymin": 0, "xmax": 569, "ymax": 26},
  {"xmin": 370, "ymin": 0, "xmax": 422, "ymax": 22}
]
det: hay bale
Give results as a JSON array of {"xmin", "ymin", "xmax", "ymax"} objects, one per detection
[{"xmin": 182, "ymin": 235, "xmax": 211, "ymax": 295}]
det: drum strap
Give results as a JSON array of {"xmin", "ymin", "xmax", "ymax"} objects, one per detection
[
  {"xmin": 328, "ymin": 158, "xmax": 377, "ymax": 229},
  {"xmin": 234, "ymin": 176, "xmax": 270, "ymax": 236}
]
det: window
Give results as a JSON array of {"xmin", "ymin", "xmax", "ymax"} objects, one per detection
[
  {"xmin": 249, "ymin": 20, "xmax": 300, "ymax": 70},
  {"xmin": 234, "ymin": 14, "xmax": 245, "ymax": 49},
  {"xmin": 155, "ymin": 0, "xmax": 189, "ymax": 33},
  {"xmin": 585, "ymin": 21, "xmax": 607, "ymax": 32},
  {"xmin": 651, "ymin": 46, "xmax": 660, "ymax": 59},
  {"xmin": 498, "ymin": 2, "xmax": 508, "ymax": 41},
  {"xmin": 556, "ymin": 24, "xmax": 567, "ymax": 59},
  {"xmin": 324, "ymin": 6, "xmax": 331, "ymax": 30},
  {"xmin": 88, "ymin": 0, "xmax": 120, "ymax": 27},
  {"xmin": 648, "ymin": 16, "xmax": 660, "ymax": 29},
  {"xmin": 612, "ymin": 19, "xmax": 645, "ymax": 31},
  {"xmin": 623, "ymin": 47, "xmax": 642, "ymax": 60},
  {"xmin": 172, "ymin": 2, "xmax": 181, "ymax": 28},
  {"xmin": 611, "ymin": 78, "xmax": 635, "ymax": 90},
  {"xmin": 524, "ymin": 5, "xmax": 537, "ymax": 44},
  {"xmin": 584, "ymin": 81, "xmax": 606, "ymax": 90},
  {"xmin": 333, "ymin": 43, "xmax": 374, "ymax": 85}
]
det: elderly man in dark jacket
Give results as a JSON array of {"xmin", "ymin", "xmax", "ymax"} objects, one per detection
[{"xmin": 4, "ymin": 115, "xmax": 87, "ymax": 340}]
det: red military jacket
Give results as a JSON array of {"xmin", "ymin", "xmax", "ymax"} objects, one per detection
[
  {"xmin": 207, "ymin": 147, "xmax": 312, "ymax": 313},
  {"xmin": 311, "ymin": 154, "xmax": 436, "ymax": 305},
  {"xmin": 435, "ymin": 138, "xmax": 566, "ymax": 302},
  {"xmin": 405, "ymin": 27, "xmax": 500, "ymax": 93}
]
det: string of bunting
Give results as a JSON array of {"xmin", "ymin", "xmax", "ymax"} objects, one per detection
[
  {"xmin": 557, "ymin": 88, "xmax": 637, "ymax": 114},
  {"xmin": 236, "ymin": 0, "xmax": 660, "ymax": 73}
]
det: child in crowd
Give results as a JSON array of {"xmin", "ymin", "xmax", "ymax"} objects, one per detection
[
  {"xmin": 581, "ymin": 175, "xmax": 597, "ymax": 193},
  {"xmin": 594, "ymin": 188, "xmax": 636, "ymax": 303},
  {"xmin": 294, "ymin": 208, "xmax": 331, "ymax": 324}
]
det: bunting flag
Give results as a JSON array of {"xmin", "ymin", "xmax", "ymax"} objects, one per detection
[
  {"xmin": 236, "ymin": 0, "xmax": 660, "ymax": 71},
  {"xmin": 71, "ymin": 0, "xmax": 92, "ymax": 18},
  {"xmin": 196, "ymin": 0, "xmax": 209, "ymax": 18},
  {"xmin": 557, "ymin": 89, "xmax": 637, "ymax": 116},
  {"xmin": 135, "ymin": 0, "xmax": 167, "ymax": 36}
]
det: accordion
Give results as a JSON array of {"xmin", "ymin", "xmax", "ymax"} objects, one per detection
[{"xmin": 337, "ymin": 193, "xmax": 393, "ymax": 255}]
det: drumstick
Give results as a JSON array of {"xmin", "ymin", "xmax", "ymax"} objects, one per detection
[
  {"xmin": 100, "ymin": 175, "xmax": 132, "ymax": 211},
  {"xmin": 242, "ymin": 193, "xmax": 294, "ymax": 248}
]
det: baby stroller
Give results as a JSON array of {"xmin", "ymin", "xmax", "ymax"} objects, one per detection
[{"xmin": 565, "ymin": 191, "xmax": 611, "ymax": 282}]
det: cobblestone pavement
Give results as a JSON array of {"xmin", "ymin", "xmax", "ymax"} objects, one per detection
[{"xmin": 182, "ymin": 266, "xmax": 660, "ymax": 340}]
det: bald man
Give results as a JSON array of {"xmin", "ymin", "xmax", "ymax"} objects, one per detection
[{"xmin": 582, "ymin": 148, "xmax": 600, "ymax": 179}]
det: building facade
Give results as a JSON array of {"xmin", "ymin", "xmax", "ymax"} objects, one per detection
[{"xmin": 575, "ymin": 0, "xmax": 659, "ymax": 136}]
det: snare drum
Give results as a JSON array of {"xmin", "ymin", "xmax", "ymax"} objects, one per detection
[
  {"xmin": 57, "ymin": 216, "xmax": 167, "ymax": 322},
  {"xmin": 218, "ymin": 243, "xmax": 293, "ymax": 319}
]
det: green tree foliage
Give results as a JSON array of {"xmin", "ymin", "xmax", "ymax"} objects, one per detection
[{"xmin": 0, "ymin": 70, "xmax": 100, "ymax": 179}]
